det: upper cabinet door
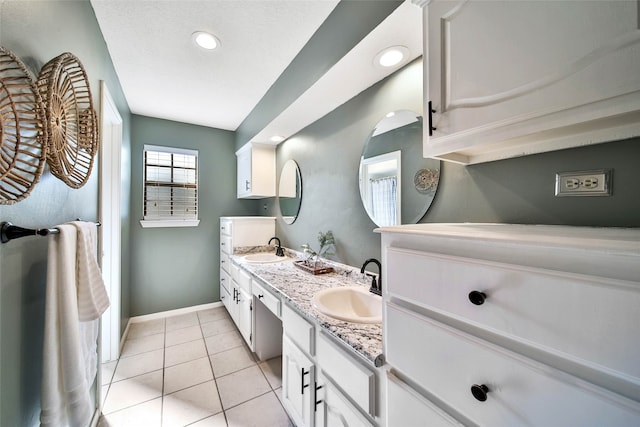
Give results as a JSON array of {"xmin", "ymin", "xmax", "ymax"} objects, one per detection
[
  {"xmin": 420, "ymin": 0, "xmax": 640, "ymax": 164},
  {"xmin": 236, "ymin": 142, "xmax": 276, "ymax": 198}
]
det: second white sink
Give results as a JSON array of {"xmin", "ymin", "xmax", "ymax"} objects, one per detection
[
  {"xmin": 243, "ymin": 253, "xmax": 288, "ymax": 263},
  {"xmin": 312, "ymin": 286, "xmax": 382, "ymax": 324}
]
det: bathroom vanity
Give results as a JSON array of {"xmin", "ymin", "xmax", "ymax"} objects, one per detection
[
  {"xmin": 379, "ymin": 223, "xmax": 640, "ymax": 425},
  {"xmin": 234, "ymin": 255, "xmax": 384, "ymax": 427},
  {"xmin": 220, "ymin": 217, "xmax": 385, "ymax": 427},
  {"xmin": 219, "ymin": 216, "xmax": 275, "ymax": 349}
]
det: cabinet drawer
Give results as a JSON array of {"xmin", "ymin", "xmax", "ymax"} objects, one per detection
[
  {"xmin": 386, "ymin": 303, "xmax": 640, "ymax": 426},
  {"xmin": 282, "ymin": 303, "xmax": 314, "ymax": 356},
  {"xmin": 238, "ymin": 268, "xmax": 251, "ymax": 293},
  {"xmin": 220, "ymin": 252, "xmax": 230, "ymax": 273},
  {"xmin": 252, "ymin": 281, "xmax": 280, "ymax": 318},
  {"xmin": 220, "ymin": 235, "xmax": 231, "ymax": 255},
  {"xmin": 220, "ymin": 268, "xmax": 230, "ymax": 293},
  {"xmin": 387, "ymin": 372, "xmax": 462, "ymax": 427},
  {"xmin": 386, "ymin": 247, "xmax": 640, "ymax": 381},
  {"xmin": 317, "ymin": 333, "xmax": 375, "ymax": 417},
  {"xmin": 220, "ymin": 220, "xmax": 232, "ymax": 236}
]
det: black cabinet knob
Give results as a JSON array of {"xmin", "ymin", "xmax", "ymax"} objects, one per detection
[
  {"xmin": 258, "ymin": 294, "xmax": 264, "ymax": 299},
  {"xmin": 471, "ymin": 384, "xmax": 490, "ymax": 401},
  {"xmin": 468, "ymin": 291, "xmax": 487, "ymax": 306}
]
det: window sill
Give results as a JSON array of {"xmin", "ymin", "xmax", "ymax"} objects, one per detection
[{"xmin": 139, "ymin": 219, "xmax": 200, "ymax": 228}]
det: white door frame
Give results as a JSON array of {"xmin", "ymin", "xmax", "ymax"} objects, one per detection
[{"xmin": 99, "ymin": 81, "xmax": 123, "ymax": 362}]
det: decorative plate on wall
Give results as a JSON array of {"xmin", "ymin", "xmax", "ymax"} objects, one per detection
[
  {"xmin": 0, "ymin": 46, "xmax": 48, "ymax": 205},
  {"xmin": 38, "ymin": 52, "xmax": 98, "ymax": 189}
]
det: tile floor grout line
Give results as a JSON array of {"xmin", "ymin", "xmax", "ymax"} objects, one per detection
[{"xmin": 200, "ymin": 310, "xmax": 229, "ymax": 427}]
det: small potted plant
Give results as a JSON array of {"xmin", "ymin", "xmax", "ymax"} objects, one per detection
[{"xmin": 296, "ymin": 230, "xmax": 336, "ymax": 275}]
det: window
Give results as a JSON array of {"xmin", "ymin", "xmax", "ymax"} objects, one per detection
[{"xmin": 140, "ymin": 145, "xmax": 200, "ymax": 228}]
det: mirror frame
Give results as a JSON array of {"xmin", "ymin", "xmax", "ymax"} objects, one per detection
[
  {"xmin": 359, "ymin": 110, "xmax": 440, "ymax": 227},
  {"xmin": 278, "ymin": 159, "xmax": 302, "ymax": 224}
]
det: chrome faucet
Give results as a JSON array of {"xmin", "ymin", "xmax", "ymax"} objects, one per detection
[
  {"xmin": 361, "ymin": 258, "xmax": 382, "ymax": 296},
  {"xmin": 269, "ymin": 237, "xmax": 285, "ymax": 257}
]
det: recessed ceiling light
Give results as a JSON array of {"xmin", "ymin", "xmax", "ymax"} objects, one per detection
[
  {"xmin": 270, "ymin": 135, "xmax": 285, "ymax": 143},
  {"xmin": 192, "ymin": 31, "xmax": 219, "ymax": 50},
  {"xmin": 374, "ymin": 46, "xmax": 409, "ymax": 68}
]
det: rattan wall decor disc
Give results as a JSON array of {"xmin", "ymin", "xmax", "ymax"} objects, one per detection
[
  {"xmin": 0, "ymin": 46, "xmax": 48, "ymax": 205},
  {"xmin": 37, "ymin": 52, "xmax": 98, "ymax": 189}
]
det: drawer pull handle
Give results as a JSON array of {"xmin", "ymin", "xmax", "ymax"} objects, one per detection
[
  {"xmin": 301, "ymin": 368, "xmax": 310, "ymax": 394},
  {"xmin": 258, "ymin": 294, "xmax": 264, "ymax": 299},
  {"xmin": 468, "ymin": 291, "xmax": 487, "ymax": 306},
  {"xmin": 471, "ymin": 384, "xmax": 490, "ymax": 402},
  {"xmin": 314, "ymin": 383, "xmax": 323, "ymax": 412}
]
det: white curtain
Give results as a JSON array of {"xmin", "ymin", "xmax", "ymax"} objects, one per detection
[{"xmin": 370, "ymin": 176, "xmax": 398, "ymax": 226}]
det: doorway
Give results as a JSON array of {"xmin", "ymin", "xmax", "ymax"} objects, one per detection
[{"xmin": 99, "ymin": 81, "xmax": 123, "ymax": 362}]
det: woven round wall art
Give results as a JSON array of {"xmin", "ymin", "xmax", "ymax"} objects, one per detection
[
  {"xmin": 37, "ymin": 52, "xmax": 98, "ymax": 189},
  {"xmin": 0, "ymin": 46, "xmax": 48, "ymax": 205}
]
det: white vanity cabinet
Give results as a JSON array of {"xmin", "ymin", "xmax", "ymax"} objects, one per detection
[
  {"xmin": 314, "ymin": 333, "xmax": 375, "ymax": 427},
  {"xmin": 236, "ymin": 142, "xmax": 276, "ymax": 199},
  {"xmin": 282, "ymin": 304, "xmax": 317, "ymax": 427},
  {"xmin": 380, "ymin": 224, "xmax": 640, "ymax": 425},
  {"xmin": 281, "ymin": 302, "xmax": 379, "ymax": 427},
  {"xmin": 219, "ymin": 217, "xmax": 275, "ymax": 348},
  {"xmin": 417, "ymin": 0, "xmax": 640, "ymax": 164}
]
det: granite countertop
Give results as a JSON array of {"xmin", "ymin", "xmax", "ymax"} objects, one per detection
[{"xmin": 231, "ymin": 246, "xmax": 384, "ymax": 367}]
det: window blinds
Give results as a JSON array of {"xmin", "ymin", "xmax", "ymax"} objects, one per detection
[{"xmin": 143, "ymin": 145, "xmax": 198, "ymax": 220}]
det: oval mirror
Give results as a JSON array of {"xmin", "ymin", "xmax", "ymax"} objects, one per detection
[
  {"xmin": 359, "ymin": 110, "xmax": 440, "ymax": 227},
  {"xmin": 279, "ymin": 160, "xmax": 302, "ymax": 224}
]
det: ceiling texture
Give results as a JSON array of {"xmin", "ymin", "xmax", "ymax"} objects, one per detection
[{"xmin": 90, "ymin": 0, "xmax": 423, "ymax": 145}]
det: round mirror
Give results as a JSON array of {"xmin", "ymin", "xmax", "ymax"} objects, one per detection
[
  {"xmin": 359, "ymin": 110, "xmax": 440, "ymax": 227},
  {"xmin": 279, "ymin": 160, "xmax": 302, "ymax": 224}
]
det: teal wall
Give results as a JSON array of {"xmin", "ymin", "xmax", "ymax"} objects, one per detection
[
  {"xmin": 267, "ymin": 59, "xmax": 425, "ymax": 266},
  {"xmin": 236, "ymin": 0, "xmax": 404, "ymax": 148},
  {"xmin": 0, "ymin": 1, "xmax": 132, "ymax": 426},
  {"xmin": 129, "ymin": 115, "xmax": 258, "ymax": 316},
  {"xmin": 268, "ymin": 58, "xmax": 640, "ymax": 268}
]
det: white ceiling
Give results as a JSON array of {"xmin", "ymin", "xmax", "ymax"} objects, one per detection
[{"xmin": 90, "ymin": 0, "xmax": 422, "ymax": 142}]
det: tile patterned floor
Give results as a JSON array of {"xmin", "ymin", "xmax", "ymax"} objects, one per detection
[{"xmin": 98, "ymin": 307, "xmax": 293, "ymax": 427}]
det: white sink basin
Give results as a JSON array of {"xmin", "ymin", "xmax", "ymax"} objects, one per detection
[
  {"xmin": 243, "ymin": 253, "xmax": 288, "ymax": 263},
  {"xmin": 312, "ymin": 286, "xmax": 382, "ymax": 324}
]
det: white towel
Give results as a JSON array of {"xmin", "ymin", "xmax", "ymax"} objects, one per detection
[
  {"xmin": 41, "ymin": 224, "xmax": 94, "ymax": 427},
  {"xmin": 71, "ymin": 221, "xmax": 110, "ymax": 321}
]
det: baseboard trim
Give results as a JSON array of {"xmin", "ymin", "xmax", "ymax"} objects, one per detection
[{"xmin": 121, "ymin": 302, "xmax": 224, "ymax": 344}]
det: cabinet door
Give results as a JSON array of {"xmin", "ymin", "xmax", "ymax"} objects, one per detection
[
  {"xmin": 238, "ymin": 287, "xmax": 253, "ymax": 349},
  {"xmin": 236, "ymin": 145, "xmax": 252, "ymax": 198},
  {"xmin": 282, "ymin": 335, "xmax": 315, "ymax": 427},
  {"xmin": 423, "ymin": 0, "xmax": 640, "ymax": 164},
  {"xmin": 221, "ymin": 281, "xmax": 232, "ymax": 314},
  {"xmin": 315, "ymin": 374, "xmax": 373, "ymax": 427},
  {"xmin": 227, "ymin": 282, "xmax": 239, "ymax": 326}
]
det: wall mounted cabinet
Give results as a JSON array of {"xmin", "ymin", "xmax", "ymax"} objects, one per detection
[
  {"xmin": 416, "ymin": 0, "xmax": 640, "ymax": 164},
  {"xmin": 236, "ymin": 142, "xmax": 276, "ymax": 198}
]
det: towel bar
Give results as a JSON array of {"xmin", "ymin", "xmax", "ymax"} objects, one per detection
[{"xmin": 0, "ymin": 221, "xmax": 101, "ymax": 244}]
